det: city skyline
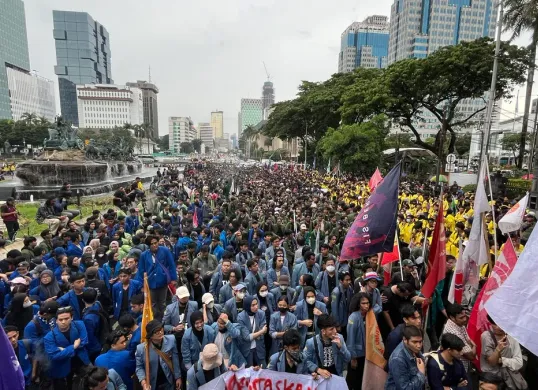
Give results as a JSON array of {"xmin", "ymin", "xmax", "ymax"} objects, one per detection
[{"xmin": 14, "ymin": 0, "xmax": 531, "ymax": 138}]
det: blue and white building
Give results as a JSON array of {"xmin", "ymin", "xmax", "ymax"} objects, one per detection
[{"xmin": 338, "ymin": 15, "xmax": 390, "ymax": 73}]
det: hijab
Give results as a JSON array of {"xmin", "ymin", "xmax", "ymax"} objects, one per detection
[
  {"xmin": 190, "ymin": 310, "xmax": 205, "ymax": 345},
  {"xmin": 243, "ymin": 295, "xmax": 257, "ymax": 316},
  {"xmin": 83, "ymin": 246, "xmax": 95, "ymax": 257},
  {"xmin": 89, "ymin": 239, "xmax": 101, "ymax": 252},
  {"xmin": 6, "ymin": 293, "xmax": 34, "ymax": 336},
  {"xmin": 39, "ymin": 270, "xmax": 60, "ymax": 299},
  {"xmin": 303, "ymin": 286, "xmax": 316, "ymax": 306}
]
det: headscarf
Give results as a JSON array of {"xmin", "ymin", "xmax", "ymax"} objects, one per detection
[
  {"xmin": 303, "ymin": 286, "xmax": 316, "ymax": 306},
  {"xmin": 190, "ymin": 310, "xmax": 205, "ymax": 344},
  {"xmin": 89, "ymin": 239, "xmax": 101, "ymax": 252},
  {"xmin": 39, "ymin": 270, "xmax": 60, "ymax": 299},
  {"xmin": 5, "ymin": 293, "xmax": 34, "ymax": 336},
  {"xmin": 256, "ymin": 281, "xmax": 268, "ymax": 304},
  {"xmin": 83, "ymin": 246, "xmax": 95, "ymax": 257},
  {"xmin": 243, "ymin": 295, "xmax": 257, "ymax": 316}
]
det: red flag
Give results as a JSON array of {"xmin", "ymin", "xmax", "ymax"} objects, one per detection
[
  {"xmin": 467, "ymin": 241, "xmax": 518, "ymax": 369},
  {"xmin": 193, "ymin": 207, "xmax": 199, "ymax": 228},
  {"xmin": 381, "ymin": 233, "xmax": 399, "ymax": 285},
  {"xmin": 361, "ymin": 309, "xmax": 388, "ymax": 390},
  {"xmin": 422, "ymin": 199, "xmax": 446, "ymax": 299},
  {"xmin": 369, "ymin": 167, "xmax": 384, "ymax": 191}
]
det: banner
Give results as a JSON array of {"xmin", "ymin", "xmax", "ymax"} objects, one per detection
[
  {"xmin": 362, "ymin": 309, "xmax": 387, "ymax": 390},
  {"xmin": 0, "ymin": 326, "xmax": 25, "ymax": 390},
  {"xmin": 498, "ymin": 193, "xmax": 528, "ymax": 234},
  {"xmin": 467, "ymin": 240, "xmax": 517, "ymax": 369},
  {"xmin": 340, "ymin": 163, "xmax": 401, "ymax": 260},
  {"xmin": 485, "ymin": 225, "xmax": 538, "ymax": 356},
  {"xmin": 422, "ymin": 198, "xmax": 446, "ymax": 299},
  {"xmin": 140, "ymin": 273, "xmax": 154, "ymax": 340},
  {"xmin": 448, "ymin": 239, "xmax": 463, "ymax": 304},
  {"xmin": 199, "ymin": 368, "xmax": 347, "ymax": 390}
]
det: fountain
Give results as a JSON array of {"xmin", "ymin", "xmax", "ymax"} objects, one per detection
[{"xmin": 13, "ymin": 117, "xmax": 153, "ymax": 200}]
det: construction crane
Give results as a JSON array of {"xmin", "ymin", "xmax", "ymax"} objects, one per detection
[{"xmin": 263, "ymin": 61, "xmax": 271, "ymax": 81}]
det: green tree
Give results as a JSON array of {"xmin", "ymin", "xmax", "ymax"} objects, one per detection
[
  {"xmin": 454, "ymin": 133, "xmax": 472, "ymax": 156},
  {"xmin": 384, "ymin": 133, "xmax": 415, "ymax": 150},
  {"xmin": 503, "ymin": 0, "xmax": 538, "ymax": 167},
  {"xmin": 158, "ymin": 134, "xmax": 169, "ymax": 150},
  {"xmin": 500, "ymin": 132, "xmax": 535, "ymax": 161},
  {"xmin": 318, "ymin": 115, "xmax": 389, "ymax": 175},
  {"xmin": 341, "ymin": 38, "xmax": 530, "ymax": 166},
  {"xmin": 180, "ymin": 142, "xmax": 194, "ymax": 154},
  {"xmin": 192, "ymin": 138, "xmax": 202, "ymax": 153}
]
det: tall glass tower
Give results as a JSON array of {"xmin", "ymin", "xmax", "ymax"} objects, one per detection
[
  {"xmin": 53, "ymin": 10, "xmax": 113, "ymax": 126},
  {"xmin": 0, "ymin": 0, "xmax": 30, "ymax": 119}
]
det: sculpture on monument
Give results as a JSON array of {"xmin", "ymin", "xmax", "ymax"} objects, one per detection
[{"xmin": 43, "ymin": 116, "xmax": 85, "ymax": 150}]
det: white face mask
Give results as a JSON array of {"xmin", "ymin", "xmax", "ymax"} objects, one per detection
[
  {"xmin": 306, "ymin": 297, "xmax": 316, "ymax": 305},
  {"xmin": 259, "ymin": 291, "xmax": 268, "ymax": 298},
  {"xmin": 280, "ymin": 285, "xmax": 288, "ymax": 291},
  {"xmin": 206, "ymin": 302, "xmax": 214, "ymax": 309},
  {"xmin": 326, "ymin": 265, "xmax": 336, "ymax": 273},
  {"xmin": 23, "ymin": 301, "xmax": 33, "ymax": 308},
  {"xmin": 236, "ymin": 292, "xmax": 245, "ymax": 300}
]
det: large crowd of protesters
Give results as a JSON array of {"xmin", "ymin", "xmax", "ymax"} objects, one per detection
[{"xmin": 0, "ymin": 161, "xmax": 536, "ymax": 390}]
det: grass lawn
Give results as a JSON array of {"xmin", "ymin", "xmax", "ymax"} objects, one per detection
[{"xmin": 15, "ymin": 195, "xmax": 114, "ymax": 237}]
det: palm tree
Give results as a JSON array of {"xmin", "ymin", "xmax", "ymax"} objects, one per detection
[
  {"xmin": 503, "ymin": 0, "xmax": 538, "ymax": 167},
  {"xmin": 20, "ymin": 112, "xmax": 38, "ymax": 124},
  {"xmin": 264, "ymin": 137, "xmax": 273, "ymax": 151},
  {"xmin": 241, "ymin": 125, "xmax": 258, "ymax": 158}
]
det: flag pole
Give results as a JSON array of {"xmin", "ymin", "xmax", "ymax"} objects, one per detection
[
  {"xmin": 484, "ymin": 158, "xmax": 498, "ymax": 262},
  {"xmin": 143, "ymin": 273, "xmax": 151, "ymax": 389}
]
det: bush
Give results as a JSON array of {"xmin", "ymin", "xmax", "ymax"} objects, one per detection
[
  {"xmin": 462, "ymin": 184, "xmax": 477, "ymax": 193},
  {"xmin": 506, "ymin": 179, "xmax": 531, "ymax": 198}
]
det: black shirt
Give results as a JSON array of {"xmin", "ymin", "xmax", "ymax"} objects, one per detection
[
  {"xmin": 285, "ymin": 357, "xmax": 297, "ymax": 373},
  {"xmin": 203, "ymin": 368, "xmax": 216, "ymax": 383},
  {"xmin": 192, "ymin": 283, "xmax": 204, "ymax": 308},
  {"xmin": 120, "ymin": 285, "xmax": 130, "ymax": 317},
  {"xmin": 236, "ymin": 300, "xmax": 243, "ymax": 315},
  {"xmin": 61, "ymin": 330, "xmax": 71, "ymax": 342},
  {"xmin": 382, "ymin": 286, "xmax": 416, "ymax": 328},
  {"xmin": 153, "ymin": 343, "xmax": 168, "ymax": 387},
  {"xmin": 76, "ymin": 293, "xmax": 85, "ymax": 316}
]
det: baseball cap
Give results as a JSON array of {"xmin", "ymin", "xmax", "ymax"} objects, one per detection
[
  {"xmin": 176, "ymin": 286, "xmax": 190, "ymax": 299},
  {"xmin": 402, "ymin": 259, "xmax": 414, "ymax": 267},
  {"xmin": 300, "ymin": 224, "xmax": 307, "ymax": 230},
  {"xmin": 363, "ymin": 272, "xmax": 382, "ymax": 281},
  {"xmin": 202, "ymin": 293, "xmax": 214, "ymax": 305},
  {"xmin": 10, "ymin": 277, "xmax": 28, "ymax": 285},
  {"xmin": 40, "ymin": 301, "xmax": 59, "ymax": 315},
  {"xmin": 233, "ymin": 283, "xmax": 246, "ymax": 291},
  {"xmin": 201, "ymin": 344, "xmax": 223, "ymax": 370}
]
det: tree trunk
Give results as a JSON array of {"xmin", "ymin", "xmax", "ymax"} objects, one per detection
[{"xmin": 518, "ymin": 32, "xmax": 538, "ymax": 168}]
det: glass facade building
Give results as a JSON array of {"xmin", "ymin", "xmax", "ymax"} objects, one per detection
[
  {"xmin": 0, "ymin": 0, "xmax": 31, "ymax": 119},
  {"xmin": 53, "ymin": 10, "xmax": 113, "ymax": 126},
  {"xmin": 240, "ymin": 98, "xmax": 263, "ymax": 135},
  {"xmin": 338, "ymin": 15, "xmax": 389, "ymax": 73}
]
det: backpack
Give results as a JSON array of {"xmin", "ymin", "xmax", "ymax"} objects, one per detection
[{"xmin": 87, "ymin": 306, "xmax": 112, "ymax": 346}]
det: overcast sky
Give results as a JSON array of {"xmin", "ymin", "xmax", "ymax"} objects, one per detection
[
  {"xmin": 23, "ymin": 0, "xmax": 532, "ymax": 138},
  {"xmin": 23, "ymin": 0, "xmax": 395, "ymax": 137}
]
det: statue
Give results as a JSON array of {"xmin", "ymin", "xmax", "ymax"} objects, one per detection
[
  {"xmin": 4, "ymin": 140, "xmax": 10, "ymax": 155},
  {"xmin": 43, "ymin": 116, "xmax": 84, "ymax": 150}
]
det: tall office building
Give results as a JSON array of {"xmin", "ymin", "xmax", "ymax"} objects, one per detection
[
  {"xmin": 168, "ymin": 117, "xmax": 196, "ymax": 153},
  {"xmin": 262, "ymin": 81, "xmax": 275, "ymax": 111},
  {"xmin": 388, "ymin": 0, "xmax": 497, "ymax": 64},
  {"xmin": 238, "ymin": 112, "xmax": 242, "ymax": 137},
  {"xmin": 211, "ymin": 111, "xmax": 224, "ymax": 139},
  {"xmin": 198, "ymin": 122, "xmax": 214, "ymax": 149},
  {"xmin": 76, "ymin": 84, "xmax": 143, "ymax": 129},
  {"xmin": 240, "ymin": 98, "xmax": 263, "ymax": 134},
  {"xmin": 53, "ymin": 11, "xmax": 113, "ymax": 126},
  {"xmin": 0, "ymin": 0, "xmax": 31, "ymax": 119},
  {"xmin": 338, "ymin": 15, "xmax": 390, "ymax": 73},
  {"xmin": 126, "ymin": 80, "xmax": 159, "ymax": 138},
  {"xmin": 230, "ymin": 133, "xmax": 238, "ymax": 149},
  {"xmin": 7, "ymin": 69, "xmax": 56, "ymax": 121}
]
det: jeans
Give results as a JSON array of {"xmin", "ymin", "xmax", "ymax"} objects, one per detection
[
  {"xmin": 151, "ymin": 285, "xmax": 168, "ymax": 321},
  {"xmin": 4, "ymin": 220, "xmax": 19, "ymax": 241}
]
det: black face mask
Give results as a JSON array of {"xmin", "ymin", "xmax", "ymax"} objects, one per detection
[{"xmin": 279, "ymin": 307, "xmax": 288, "ymax": 313}]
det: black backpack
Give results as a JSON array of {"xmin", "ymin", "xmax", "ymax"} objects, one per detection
[{"xmin": 86, "ymin": 306, "xmax": 112, "ymax": 346}]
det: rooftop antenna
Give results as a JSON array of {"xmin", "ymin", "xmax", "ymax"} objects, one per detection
[
  {"xmin": 263, "ymin": 61, "xmax": 271, "ymax": 81},
  {"xmin": 148, "ymin": 65, "xmax": 152, "ymax": 83}
]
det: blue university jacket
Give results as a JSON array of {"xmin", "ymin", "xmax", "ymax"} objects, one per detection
[
  {"xmin": 112, "ymin": 280, "xmax": 142, "ymax": 319},
  {"xmin": 181, "ymin": 325, "xmax": 216, "ymax": 369},
  {"xmin": 56, "ymin": 289, "xmax": 87, "ymax": 320},
  {"xmin": 95, "ymin": 349, "xmax": 135, "ymax": 390},
  {"xmin": 66, "ymin": 242, "xmax": 84, "ymax": 257},
  {"xmin": 385, "ymin": 341, "xmax": 426, "ymax": 390},
  {"xmin": 137, "ymin": 247, "xmax": 177, "ymax": 289},
  {"xmin": 43, "ymin": 320, "xmax": 90, "ymax": 378},
  {"xmin": 292, "ymin": 263, "xmax": 320, "ymax": 289},
  {"xmin": 304, "ymin": 334, "xmax": 351, "ymax": 376},
  {"xmin": 15, "ymin": 339, "xmax": 33, "ymax": 385},
  {"xmin": 135, "ymin": 336, "xmax": 181, "ymax": 390},
  {"xmin": 218, "ymin": 283, "xmax": 233, "ymax": 305},
  {"xmin": 186, "ymin": 361, "xmax": 226, "ymax": 390},
  {"xmin": 237, "ymin": 310, "xmax": 266, "ymax": 361},
  {"xmin": 210, "ymin": 321, "xmax": 246, "ymax": 367},
  {"xmin": 267, "ymin": 350, "xmax": 308, "ymax": 374},
  {"xmin": 346, "ymin": 311, "xmax": 366, "ymax": 358},
  {"xmin": 294, "ymin": 300, "xmax": 327, "ymax": 347},
  {"xmin": 163, "ymin": 300, "xmax": 199, "ymax": 333},
  {"xmin": 331, "ymin": 284, "xmax": 353, "ymax": 329},
  {"xmin": 82, "ymin": 302, "xmax": 104, "ymax": 354},
  {"xmin": 268, "ymin": 311, "xmax": 298, "ymax": 355},
  {"xmin": 266, "ymin": 266, "xmax": 289, "ymax": 289}
]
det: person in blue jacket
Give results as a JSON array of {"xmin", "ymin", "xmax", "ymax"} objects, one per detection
[
  {"xmin": 295, "ymin": 286, "xmax": 327, "ymax": 347},
  {"xmin": 24, "ymin": 300, "xmax": 58, "ymax": 350},
  {"xmin": 163, "ymin": 286, "xmax": 198, "ymax": 336},
  {"xmin": 118, "ymin": 314, "xmax": 141, "ymax": 360},
  {"xmin": 331, "ymin": 271, "xmax": 354, "ymax": 340},
  {"xmin": 269, "ymin": 275, "xmax": 296, "ymax": 303},
  {"xmin": 56, "ymin": 272, "xmax": 87, "ymax": 320},
  {"xmin": 81, "ymin": 288, "xmax": 105, "ymax": 361},
  {"xmin": 95, "ymin": 329, "xmax": 136, "ymax": 390},
  {"xmin": 346, "ymin": 292, "xmax": 371, "ymax": 389},
  {"xmin": 268, "ymin": 296, "xmax": 298, "ymax": 355},
  {"xmin": 181, "ymin": 310, "xmax": 216, "ymax": 370},
  {"xmin": 293, "ymin": 252, "xmax": 320, "ymax": 290},
  {"xmin": 129, "ymin": 294, "xmax": 144, "ymax": 325},
  {"xmin": 217, "ymin": 269, "xmax": 240, "ymax": 305},
  {"xmin": 186, "ymin": 343, "xmax": 228, "ymax": 390},
  {"xmin": 223, "ymin": 283, "xmax": 248, "ymax": 323},
  {"xmin": 237, "ymin": 295, "xmax": 268, "ymax": 368},
  {"xmin": 267, "ymin": 328, "xmax": 309, "ymax": 375},
  {"xmin": 66, "ymin": 232, "xmax": 84, "ymax": 257},
  {"xmin": 29, "ymin": 269, "xmax": 61, "ymax": 302},
  {"xmin": 361, "ymin": 271, "xmax": 383, "ymax": 315},
  {"xmin": 209, "ymin": 236, "xmax": 224, "ymax": 261},
  {"xmin": 304, "ymin": 314, "xmax": 351, "ymax": 378},
  {"xmin": 137, "ymin": 235, "xmax": 178, "ymax": 321},
  {"xmin": 210, "ymin": 312, "xmax": 246, "ymax": 368},
  {"xmin": 209, "ymin": 256, "xmax": 233, "ymax": 301},
  {"xmin": 315, "ymin": 257, "xmax": 339, "ymax": 311},
  {"xmin": 112, "ymin": 268, "xmax": 142, "ymax": 320},
  {"xmin": 43, "ymin": 306, "xmax": 91, "ymax": 390},
  {"xmin": 5, "ymin": 325, "xmax": 34, "ymax": 386},
  {"xmin": 266, "ymin": 253, "xmax": 289, "ymax": 289}
]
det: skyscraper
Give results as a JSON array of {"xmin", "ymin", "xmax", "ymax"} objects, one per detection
[
  {"xmin": 211, "ymin": 111, "xmax": 224, "ymax": 139},
  {"xmin": 388, "ymin": 0, "xmax": 497, "ymax": 64},
  {"xmin": 126, "ymin": 80, "xmax": 159, "ymax": 138},
  {"xmin": 240, "ymin": 99, "xmax": 263, "ymax": 134},
  {"xmin": 53, "ymin": 10, "xmax": 113, "ymax": 126},
  {"xmin": 0, "ymin": 0, "xmax": 31, "ymax": 119},
  {"xmin": 198, "ymin": 122, "xmax": 214, "ymax": 149},
  {"xmin": 262, "ymin": 81, "xmax": 274, "ymax": 111},
  {"xmin": 168, "ymin": 117, "xmax": 195, "ymax": 153},
  {"xmin": 338, "ymin": 15, "xmax": 389, "ymax": 73}
]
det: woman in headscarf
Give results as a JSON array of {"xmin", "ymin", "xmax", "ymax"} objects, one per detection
[
  {"xmin": 3, "ymin": 293, "xmax": 36, "ymax": 338},
  {"xmin": 89, "ymin": 239, "xmax": 101, "ymax": 253},
  {"xmin": 254, "ymin": 281, "xmax": 275, "ymax": 360},
  {"xmin": 29, "ymin": 270, "xmax": 61, "ymax": 302},
  {"xmin": 237, "ymin": 295, "xmax": 268, "ymax": 367},
  {"xmin": 294, "ymin": 286, "xmax": 327, "ymax": 348},
  {"xmin": 94, "ymin": 246, "xmax": 108, "ymax": 267},
  {"xmin": 82, "ymin": 245, "xmax": 95, "ymax": 258},
  {"xmin": 67, "ymin": 256, "xmax": 84, "ymax": 275}
]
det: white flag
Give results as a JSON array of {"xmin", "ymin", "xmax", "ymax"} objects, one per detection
[
  {"xmin": 485, "ymin": 222, "xmax": 538, "ymax": 356},
  {"xmin": 498, "ymin": 193, "xmax": 528, "ymax": 234}
]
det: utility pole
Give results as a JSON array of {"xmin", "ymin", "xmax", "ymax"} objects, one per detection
[
  {"xmin": 304, "ymin": 121, "xmax": 308, "ymax": 169},
  {"xmin": 479, "ymin": 0, "xmax": 503, "ymax": 171}
]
